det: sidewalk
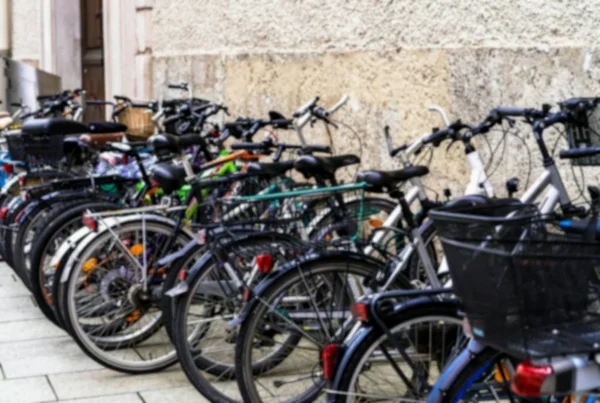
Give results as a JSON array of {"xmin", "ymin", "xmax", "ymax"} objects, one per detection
[{"xmin": 0, "ymin": 262, "xmax": 209, "ymax": 403}]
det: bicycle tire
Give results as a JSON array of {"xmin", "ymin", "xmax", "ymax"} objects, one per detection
[{"xmin": 235, "ymin": 256, "xmax": 410, "ymax": 403}]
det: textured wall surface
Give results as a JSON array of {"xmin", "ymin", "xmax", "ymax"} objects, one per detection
[
  {"xmin": 10, "ymin": 0, "xmax": 41, "ymax": 66},
  {"xmin": 151, "ymin": 0, "xmax": 600, "ymax": 198}
]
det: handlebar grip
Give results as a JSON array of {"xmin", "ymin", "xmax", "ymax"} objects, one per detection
[
  {"xmin": 391, "ymin": 143, "xmax": 411, "ymax": 157},
  {"xmin": 422, "ymin": 128, "xmax": 453, "ymax": 145},
  {"xmin": 230, "ymin": 142, "xmax": 268, "ymax": 151},
  {"xmin": 559, "ymin": 147, "xmax": 600, "ymax": 159},
  {"xmin": 303, "ymin": 145, "xmax": 331, "ymax": 154},
  {"xmin": 168, "ymin": 83, "xmax": 188, "ymax": 90},
  {"xmin": 114, "ymin": 95, "xmax": 131, "ymax": 103},
  {"xmin": 293, "ymin": 96, "xmax": 319, "ymax": 118}
]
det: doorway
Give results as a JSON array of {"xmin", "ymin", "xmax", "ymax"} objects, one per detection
[{"xmin": 80, "ymin": 0, "xmax": 105, "ymax": 122}]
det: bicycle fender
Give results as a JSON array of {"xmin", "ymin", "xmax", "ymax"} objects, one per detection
[{"xmin": 157, "ymin": 238, "xmax": 199, "ymax": 266}]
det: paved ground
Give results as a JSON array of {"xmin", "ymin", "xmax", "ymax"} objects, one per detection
[{"xmin": 0, "ymin": 262, "xmax": 210, "ymax": 403}]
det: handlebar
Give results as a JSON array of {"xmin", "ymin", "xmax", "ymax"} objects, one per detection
[
  {"xmin": 168, "ymin": 82, "xmax": 189, "ymax": 91},
  {"xmin": 559, "ymin": 146, "xmax": 600, "ymax": 160},
  {"xmin": 293, "ymin": 96, "xmax": 319, "ymax": 118}
]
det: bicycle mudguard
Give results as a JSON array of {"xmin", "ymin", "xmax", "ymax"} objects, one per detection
[
  {"xmin": 229, "ymin": 251, "xmax": 388, "ymax": 328},
  {"xmin": 157, "ymin": 238, "xmax": 199, "ymax": 266},
  {"xmin": 427, "ymin": 339, "xmax": 489, "ymax": 403}
]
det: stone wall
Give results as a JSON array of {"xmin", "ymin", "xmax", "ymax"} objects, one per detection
[
  {"xmin": 10, "ymin": 0, "xmax": 41, "ymax": 67},
  {"xmin": 150, "ymin": 0, "xmax": 600, "ymax": 199}
]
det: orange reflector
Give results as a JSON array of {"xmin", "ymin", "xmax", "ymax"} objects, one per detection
[
  {"xmin": 82, "ymin": 258, "xmax": 98, "ymax": 273},
  {"xmin": 494, "ymin": 362, "xmax": 511, "ymax": 382},
  {"xmin": 126, "ymin": 310, "xmax": 141, "ymax": 323},
  {"xmin": 369, "ymin": 219, "xmax": 383, "ymax": 228},
  {"xmin": 129, "ymin": 244, "xmax": 144, "ymax": 256}
]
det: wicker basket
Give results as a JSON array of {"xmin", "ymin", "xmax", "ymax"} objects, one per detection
[{"xmin": 119, "ymin": 106, "xmax": 154, "ymax": 141}]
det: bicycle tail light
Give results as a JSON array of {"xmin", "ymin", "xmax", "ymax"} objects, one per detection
[
  {"xmin": 512, "ymin": 360, "xmax": 555, "ymax": 397},
  {"xmin": 0, "ymin": 207, "xmax": 8, "ymax": 221},
  {"xmin": 350, "ymin": 302, "xmax": 369, "ymax": 322},
  {"xmin": 321, "ymin": 343, "xmax": 341, "ymax": 381},
  {"xmin": 256, "ymin": 254, "xmax": 274, "ymax": 274},
  {"xmin": 2, "ymin": 162, "xmax": 14, "ymax": 175},
  {"xmin": 82, "ymin": 212, "xmax": 98, "ymax": 232}
]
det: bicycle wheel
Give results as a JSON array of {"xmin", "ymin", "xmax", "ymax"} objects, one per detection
[
  {"xmin": 172, "ymin": 233, "xmax": 310, "ymax": 402},
  {"xmin": 61, "ymin": 219, "xmax": 191, "ymax": 373},
  {"xmin": 29, "ymin": 201, "xmax": 119, "ymax": 326},
  {"xmin": 430, "ymin": 344, "xmax": 524, "ymax": 403},
  {"xmin": 235, "ymin": 256, "xmax": 408, "ymax": 403},
  {"xmin": 330, "ymin": 300, "xmax": 465, "ymax": 402}
]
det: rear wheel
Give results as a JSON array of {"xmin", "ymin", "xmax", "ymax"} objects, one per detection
[
  {"xmin": 29, "ymin": 201, "xmax": 119, "ymax": 326},
  {"xmin": 61, "ymin": 219, "xmax": 190, "ymax": 373}
]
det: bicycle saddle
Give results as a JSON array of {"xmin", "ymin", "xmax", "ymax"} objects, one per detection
[
  {"xmin": 246, "ymin": 161, "xmax": 295, "ymax": 177},
  {"xmin": 148, "ymin": 133, "xmax": 205, "ymax": 153},
  {"xmin": 151, "ymin": 162, "xmax": 198, "ymax": 194},
  {"xmin": 356, "ymin": 166, "xmax": 429, "ymax": 191},
  {"xmin": 294, "ymin": 154, "xmax": 360, "ymax": 178},
  {"xmin": 21, "ymin": 118, "xmax": 89, "ymax": 136}
]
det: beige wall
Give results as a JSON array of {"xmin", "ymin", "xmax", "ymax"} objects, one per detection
[
  {"xmin": 151, "ymin": 0, "xmax": 600, "ymax": 197},
  {"xmin": 10, "ymin": 0, "xmax": 41, "ymax": 66}
]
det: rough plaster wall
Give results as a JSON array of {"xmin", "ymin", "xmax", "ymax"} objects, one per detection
[
  {"xmin": 152, "ymin": 0, "xmax": 600, "ymax": 200},
  {"xmin": 10, "ymin": 0, "xmax": 41, "ymax": 66}
]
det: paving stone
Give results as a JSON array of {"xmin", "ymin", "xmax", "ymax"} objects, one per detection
[
  {"xmin": 0, "ymin": 275, "xmax": 30, "ymax": 298},
  {"xmin": 0, "ymin": 297, "xmax": 44, "ymax": 322},
  {"xmin": 0, "ymin": 337, "xmax": 103, "ymax": 378},
  {"xmin": 0, "ymin": 376, "xmax": 56, "ymax": 403},
  {"xmin": 52, "ymin": 393, "xmax": 142, "ymax": 403},
  {"xmin": 0, "ymin": 318, "xmax": 65, "ymax": 343},
  {"xmin": 48, "ymin": 367, "xmax": 190, "ymax": 401},
  {"xmin": 140, "ymin": 386, "xmax": 211, "ymax": 403}
]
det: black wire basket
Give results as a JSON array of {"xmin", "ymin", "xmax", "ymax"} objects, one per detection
[
  {"xmin": 5, "ymin": 132, "xmax": 65, "ymax": 163},
  {"xmin": 429, "ymin": 200, "xmax": 600, "ymax": 358},
  {"xmin": 562, "ymin": 98, "xmax": 600, "ymax": 166}
]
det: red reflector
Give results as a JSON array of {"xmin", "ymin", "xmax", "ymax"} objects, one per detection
[
  {"xmin": 19, "ymin": 177, "xmax": 25, "ymax": 186},
  {"xmin": 243, "ymin": 287, "xmax": 252, "ymax": 302},
  {"xmin": 178, "ymin": 270, "xmax": 186, "ymax": 281},
  {"xmin": 2, "ymin": 163, "xmax": 14, "ymax": 175},
  {"xmin": 256, "ymin": 254, "xmax": 273, "ymax": 274},
  {"xmin": 150, "ymin": 178, "xmax": 160, "ymax": 188},
  {"xmin": 512, "ymin": 360, "xmax": 553, "ymax": 397},
  {"xmin": 0, "ymin": 207, "xmax": 7, "ymax": 220},
  {"xmin": 351, "ymin": 303, "xmax": 369, "ymax": 322},
  {"xmin": 81, "ymin": 213, "xmax": 97, "ymax": 231},
  {"xmin": 321, "ymin": 343, "xmax": 341, "ymax": 381}
]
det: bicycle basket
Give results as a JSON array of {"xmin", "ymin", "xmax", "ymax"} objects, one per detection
[
  {"xmin": 429, "ymin": 200, "xmax": 600, "ymax": 358},
  {"xmin": 6, "ymin": 132, "xmax": 65, "ymax": 163},
  {"xmin": 562, "ymin": 98, "xmax": 600, "ymax": 166}
]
